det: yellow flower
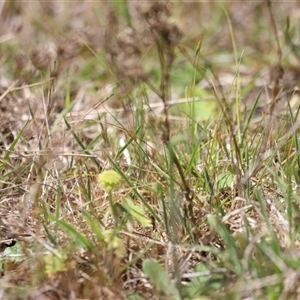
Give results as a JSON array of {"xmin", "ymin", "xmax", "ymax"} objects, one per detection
[{"xmin": 98, "ymin": 170, "xmax": 121, "ymax": 191}]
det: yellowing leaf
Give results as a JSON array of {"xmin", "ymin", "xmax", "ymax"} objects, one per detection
[{"xmin": 44, "ymin": 251, "xmax": 68, "ymax": 276}]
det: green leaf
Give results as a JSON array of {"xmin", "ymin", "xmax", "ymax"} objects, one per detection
[
  {"xmin": 51, "ymin": 217, "xmax": 93, "ymax": 252},
  {"xmin": 169, "ymin": 98, "xmax": 216, "ymax": 121},
  {"xmin": 216, "ymin": 172, "xmax": 234, "ymax": 189},
  {"xmin": 0, "ymin": 242, "xmax": 30, "ymax": 273},
  {"xmin": 4, "ymin": 120, "xmax": 28, "ymax": 160},
  {"xmin": 123, "ymin": 198, "xmax": 152, "ymax": 227},
  {"xmin": 192, "ymin": 263, "xmax": 223, "ymax": 288},
  {"xmin": 206, "ymin": 214, "xmax": 242, "ymax": 274},
  {"xmin": 142, "ymin": 259, "xmax": 180, "ymax": 299},
  {"xmin": 127, "ymin": 293, "xmax": 145, "ymax": 300},
  {"xmin": 186, "ymin": 262, "xmax": 226, "ymax": 297},
  {"xmin": 2, "ymin": 242, "xmax": 28, "ymax": 263},
  {"xmin": 81, "ymin": 210, "xmax": 106, "ymax": 245},
  {"xmin": 107, "ymin": 156, "xmax": 160, "ymax": 222}
]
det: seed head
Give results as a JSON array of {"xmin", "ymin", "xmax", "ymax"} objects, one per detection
[{"xmin": 30, "ymin": 43, "xmax": 57, "ymax": 70}]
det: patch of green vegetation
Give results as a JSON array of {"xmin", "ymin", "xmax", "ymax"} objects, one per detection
[{"xmin": 0, "ymin": 1, "xmax": 300, "ymax": 299}]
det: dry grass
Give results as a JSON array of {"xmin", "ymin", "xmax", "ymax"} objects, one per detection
[{"xmin": 0, "ymin": 1, "xmax": 300, "ymax": 299}]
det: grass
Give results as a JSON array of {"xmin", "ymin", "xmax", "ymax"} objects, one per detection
[{"xmin": 0, "ymin": 1, "xmax": 300, "ymax": 299}]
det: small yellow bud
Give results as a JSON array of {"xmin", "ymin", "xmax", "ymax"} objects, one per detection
[{"xmin": 97, "ymin": 170, "xmax": 121, "ymax": 191}]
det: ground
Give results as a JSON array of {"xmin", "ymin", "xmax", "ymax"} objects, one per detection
[{"xmin": 0, "ymin": 1, "xmax": 300, "ymax": 299}]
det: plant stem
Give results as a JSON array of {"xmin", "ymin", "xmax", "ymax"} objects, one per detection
[{"xmin": 109, "ymin": 190, "xmax": 118, "ymax": 227}]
